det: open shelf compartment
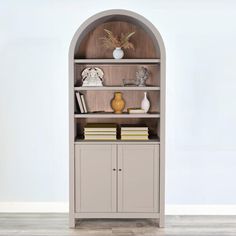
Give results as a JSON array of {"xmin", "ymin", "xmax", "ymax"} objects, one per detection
[{"xmin": 74, "ymin": 118, "xmax": 160, "ymax": 142}]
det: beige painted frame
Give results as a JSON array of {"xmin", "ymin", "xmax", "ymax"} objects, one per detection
[{"xmin": 69, "ymin": 9, "xmax": 166, "ymax": 228}]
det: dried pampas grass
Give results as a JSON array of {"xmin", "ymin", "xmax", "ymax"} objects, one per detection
[{"xmin": 101, "ymin": 29, "xmax": 135, "ymax": 50}]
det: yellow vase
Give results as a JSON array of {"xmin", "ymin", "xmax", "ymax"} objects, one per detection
[{"xmin": 111, "ymin": 92, "xmax": 125, "ymax": 114}]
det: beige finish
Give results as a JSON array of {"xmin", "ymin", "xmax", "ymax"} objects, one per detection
[
  {"xmin": 75, "ymin": 144, "xmax": 159, "ymax": 215},
  {"xmin": 69, "ymin": 9, "xmax": 166, "ymax": 228},
  {"xmin": 74, "ymin": 113, "xmax": 160, "ymax": 118},
  {"xmin": 75, "ymin": 145, "xmax": 116, "ymax": 213},
  {"xmin": 118, "ymin": 145, "xmax": 159, "ymax": 213},
  {"xmin": 75, "ymin": 212, "xmax": 160, "ymax": 218},
  {"xmin": 2, "ymin": 214, "xmax": 236, "ymax": 236},
  {"xmin": 74, "ymin": 86, "xmax": 160, "ymax": 91},
  {"xmin": 75, "ymin": 140, "xmax": 160, "ymax": 144},
  {"xmin": 74, "ymin": 58, "xmax": 161, "ymax": 63}
]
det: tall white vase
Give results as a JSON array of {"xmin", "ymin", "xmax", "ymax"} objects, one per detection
[
  {"xmin": 113, "ymin": 47, "xmax": 124, "ymax": 59},
  {"xmin": 141, "ymin": 92, "xmax": 150, "ymax": 113}
]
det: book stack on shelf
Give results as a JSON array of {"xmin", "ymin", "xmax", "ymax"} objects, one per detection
[
  {"xmin": 121, "ymin": 125, "xmax": 149, "ymax": 140},
  {"xmin": 84, "ymin": 123, "xmax": 117, "ymax": 140},
  {"xmin": 76, "ymin": 92, "xmax": 87, "ymax": 113}
]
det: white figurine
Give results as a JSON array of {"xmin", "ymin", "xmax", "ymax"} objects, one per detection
[{"xmin": 81, "ymin": 67, "xmax": 104, "ymax": 86}]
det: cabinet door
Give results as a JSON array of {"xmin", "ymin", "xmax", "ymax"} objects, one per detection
[
  {"xmin": 118, "ymin": 144, "xmax": 159, "ymax": 213},
  {"xmin": 75, "ymin": 144, "xmax": 116, "ymax": 213}
]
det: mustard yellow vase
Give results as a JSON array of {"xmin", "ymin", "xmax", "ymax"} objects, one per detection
[{"xmin": 111, "ymin": 92, "xmax": 125, "ymax": 114}]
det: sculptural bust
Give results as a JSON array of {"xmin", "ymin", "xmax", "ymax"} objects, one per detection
[{"xmin": 136, "ymin": 67, "xmax": 150, "ymax": 87}]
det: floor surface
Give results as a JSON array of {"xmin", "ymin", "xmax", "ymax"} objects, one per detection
[{"xmin": 0, "ymin": 214, "xmax": 235, "ymax": 236}]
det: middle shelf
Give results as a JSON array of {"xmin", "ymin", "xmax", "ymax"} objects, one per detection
[
  {"xmin": 74, "ymin": 90, "xmax": 160, "ymax": 114},
  {"xmin": 74, "ymin": 113, "xmax": 160, "ymax": 118}
]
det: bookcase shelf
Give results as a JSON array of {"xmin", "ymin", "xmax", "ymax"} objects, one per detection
[
  {"xmin": 74, "ymin": 113, "xmax": 160, "ymax": 118},
  {"xmin": 74, "ymin": 138, "xmax": 160, "ymax": 144},
  {"xmin": 74, "ymin": 59, "xmax": 161, "ymax": 64},
  {"xmin": 74, "ymin": 86, "xmax": 160, "ymax": 91}
]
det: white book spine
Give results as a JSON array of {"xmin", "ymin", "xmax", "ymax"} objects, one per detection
[
  {"xmin": 76, "ymin": 92, "xmax": 84, "ymax": 113},
  {"xmin": 80, "ymin": 94, "xmax": 87, "ymax": 113}
]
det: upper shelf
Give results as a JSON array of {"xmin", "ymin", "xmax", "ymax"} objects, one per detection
[
  {"xmin": 74, "ymin": 86, "xmax": 160, "ymax": 91},
  {"xmin": 74, "ymin": 59, "xmax": 161, "ymax": 64}
]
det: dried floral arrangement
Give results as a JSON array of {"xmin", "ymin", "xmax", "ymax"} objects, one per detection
[{"xmin": 101, "ymin": 29, "xmax": 135, "ymax": 50}]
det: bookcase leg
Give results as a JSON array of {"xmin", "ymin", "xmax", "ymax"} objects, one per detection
[
  {"xmin": 69, "ymin": 217, "xmax": 76, "ymax": 228},
  {"xmin": 159, "ymin": 216, "xmax": 165, "ymax": 228}
]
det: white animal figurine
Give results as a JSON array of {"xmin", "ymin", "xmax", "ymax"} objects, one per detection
[{"xmin": 81, "ymin": 67, "xmax": 104, "ymax": 86}]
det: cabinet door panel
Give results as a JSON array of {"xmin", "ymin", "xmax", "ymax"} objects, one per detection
[
  {"xmin": 118, "ymin": 145, "xmax": 159, "ymax": 213},
  {"xmin": 75, "ymin": 144, "xmax": 116, "ymax": 213}
]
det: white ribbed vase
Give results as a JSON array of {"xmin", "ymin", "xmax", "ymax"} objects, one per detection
[
  {"xmin": 141, "ymin": 92, "xmax": 150, "ymax": 113},
  {"xmin": 113, "ymin": 47, "xmax": 124, "ymax": 59}
]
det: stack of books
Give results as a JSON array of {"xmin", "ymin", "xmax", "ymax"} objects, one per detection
[
  {"xmin": 76, "ymin": 92, "xmax": 88, "ymax": 113},
  {"xmin": 84, "ymin": 123, "xmax": 117, "ymax": 140},
  {"xmin": 121, "ymin": 125, "xmax": 149, "ymax": 140}
]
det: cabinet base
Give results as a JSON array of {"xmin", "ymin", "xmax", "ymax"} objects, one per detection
[
  {"xmin": 70, "ymin": 213, "xmax": 164, "ymax": 228},
  {"xmin": 74, "ymin": 212, "xmax": 160, "ymax": 218}
]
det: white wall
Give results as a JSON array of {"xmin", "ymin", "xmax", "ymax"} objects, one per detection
[{"xmin": 1, "ymin": 0, "xmax": 236, "ymax": 205}]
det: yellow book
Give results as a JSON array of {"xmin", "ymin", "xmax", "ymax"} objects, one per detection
[
  {"xmin": 85, "ymin": 123, "xmax": 117, "ymax": 132},
  {"xmin": 121, "ymin": 136, "xmax": 149, "ymax": 140},
  {"xmin": 85, "ymin": 135, "xmax": 117, "ymax": 140},
  {"xmin": 85, "ymin": 131, "xmax": 117, "ymax": 135},
  {"xmin": 121, "ymin": 131, "xmax": 148, "ymax": 135}
]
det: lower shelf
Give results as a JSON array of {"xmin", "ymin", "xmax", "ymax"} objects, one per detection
[{"xmin": 74, "ymin": 138, "xmax": 160, "ymax": 144}]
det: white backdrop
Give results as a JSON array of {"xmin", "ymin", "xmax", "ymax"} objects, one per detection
[{"xmin": 1, "ymin": 0, "xmax": 236, "ymax": 206}]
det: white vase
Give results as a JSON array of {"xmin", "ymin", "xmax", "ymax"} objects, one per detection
[
  {"xmin": 141, "ymin": 92, "xmax": 150, "ymax": 113},
  {"xmin": 113, "ymin": 47, "xmax": 124, "ymax": 59}
]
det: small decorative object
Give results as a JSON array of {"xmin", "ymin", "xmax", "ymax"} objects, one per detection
[
  {"xmin": 113, "ymin": 47, "xmax": 124, "ymax": 59},
  {"xmin": 81, "ymin": 67, "xmax": 104, "ymax": 86},
  {"xmin": 141, "ymin": 92, "xmax": 150, "ymax": 113},
  {"xmin": 123, "ymin": 79, "xmax": 137, "ymax": 87},
  {"xmin": 127, "ymin": 108, "xmax": 145, "ymax": 114},
  {"xmin": 101, "ymin": 29, "xmax": 135, "ymax": 59},
  {"xmin": 111, "ymin": 92, "xmax": 125, "ymax": 114},
  {"xmin": 136, "ymin": 67, "xmax": 150, "ymax": 86}
]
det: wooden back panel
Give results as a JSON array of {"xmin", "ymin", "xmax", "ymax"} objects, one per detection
[
  {"xmin": 75, "ymin": 21, "xmax": 159, "ymax": 59},
  {"xmin": 75, "ymin": 64, "xmax": 160, "ymax": 86}
]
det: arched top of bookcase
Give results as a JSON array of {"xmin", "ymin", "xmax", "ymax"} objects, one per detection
[{"xmin": 69, "ymin": 9, "xmax": 165, "ymax": 60}]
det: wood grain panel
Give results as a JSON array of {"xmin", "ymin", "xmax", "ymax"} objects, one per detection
[
  {"xmin": 75, "ymin": 118, "xmax": 159, "ymax": 139},
  {"xmin": 75, "ymin": 64, "xmax": 160, "ymax": 86},
  {"xmin": 75, "ymin": 21, "xmax": 159, "ymax": 59},
  {"xmin": 1, "ymin": 214, "xmax": 236, "ymax": 234},
  {"xmin": 76, "ymin": 90, "xmax": 159, "ymax": 113}
]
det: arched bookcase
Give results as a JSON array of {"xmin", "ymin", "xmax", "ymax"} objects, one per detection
[{"xmin": 69, "ymin": 9, "xmax": 165, "ymax": 228}]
